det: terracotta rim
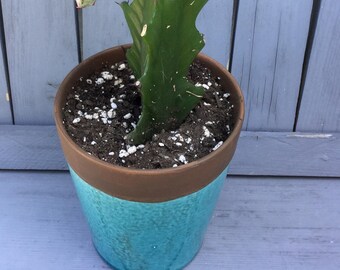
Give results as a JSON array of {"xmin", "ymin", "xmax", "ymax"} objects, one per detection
[{"xmin": 54, "ymin": 45, "xmax": 244, "ymax": 203}]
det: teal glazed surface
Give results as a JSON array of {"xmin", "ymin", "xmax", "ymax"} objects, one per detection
[{"xmin": 70, "ymin": 166, "xmax": 228, "ymax": 270}]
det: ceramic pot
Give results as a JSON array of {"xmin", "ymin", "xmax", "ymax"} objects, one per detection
[{"xmin": 54, "ymin": 45, "xmax": 244, "ymax": 270}]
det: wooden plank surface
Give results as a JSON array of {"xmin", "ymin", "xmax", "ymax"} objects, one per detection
[
  {"xmin": 296, "ymin": 0, "xmax": 340, "ymax": 132},
  {"xmin": 82, "ymin": 0, "xmax": 132, "ymax": 59},
  {"xmin": 0, "ymin": 125, "xmax": 339, "ymax": 177},
  {"xmin": 231, "ymin": 0, "xmax": 313, "ymax": 131},
  {"xmin": 196, "ymin": 0, "xmax": 234, "ymax": 66},
  {"xmin": 0, "ymin": 171, "xmax": 339, "ymax": 270},
  {"xmin": 82, "ymin": 0, "xmax": 234, "ymax": 66},
  {"xmin": 0, "ymin": 23, "xmax": 12, "ymax": 124},
  {"xmin": 1, "ymin": 0, "xmax": 79, "ymax": 124}
]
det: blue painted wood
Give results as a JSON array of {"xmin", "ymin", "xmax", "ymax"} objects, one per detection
[
  {"xmin": 1, "ymin": 171, "xmax": 340, "ymax": 269},
  {"xmin": 82, "ymin": 0, "xmax": 132, "ymax": 59},
  {"xmin": 197, "ymin": 0, "xmax": 234, "ymax": 66},
  {"xmin": 0, "ymin": 27, "xmax": 12, "ymax": 124},
  {"xmin": 232, "ymin": 0, "xmax": 313, "ymax": 131},
  {"xmin": 82, "ymin": 0, "xmax": 234, "ymax": 66},
  {"xmin": 0, "ymin": 125, "xmax": 339, "ymax": 177},
  {"xmin": 1, "ymin": 0, "xmax": 79, "ymax": 124},
  {"xmin": 296, "ymin": 0, "xmax": 340, "ymax": 132}
]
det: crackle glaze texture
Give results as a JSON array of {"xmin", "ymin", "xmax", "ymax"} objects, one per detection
[{"xmin": 70, "ymin": 166, "xmax": 228, "ymax": 270}]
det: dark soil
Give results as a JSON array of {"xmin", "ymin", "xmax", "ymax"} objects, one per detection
[{"xmin": 62, "ymin": 60, "xmax": 235, "ymax": 169}]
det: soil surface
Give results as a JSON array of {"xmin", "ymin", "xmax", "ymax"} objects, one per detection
[{"xmin": 62, "ymin": 60, "xmax": 235, "ymax": 169}]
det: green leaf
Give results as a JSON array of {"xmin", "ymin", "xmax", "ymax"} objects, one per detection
[{"xmin": 121, "ymin": 0, "xmax": 207, "ymax": 144}]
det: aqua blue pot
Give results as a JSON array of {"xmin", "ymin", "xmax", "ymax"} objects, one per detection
[
  {"xmin": 70, "ymin": 166, "xmax": 228, "ymax": 269},
  {"xmin": 55, "ymin": 45, "xmax": 244, "ymax": 270}
]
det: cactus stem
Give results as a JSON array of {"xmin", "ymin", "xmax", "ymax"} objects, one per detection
[{"xmin": 186, "ymin": 91, "xmax": 203, "ymax": 98}]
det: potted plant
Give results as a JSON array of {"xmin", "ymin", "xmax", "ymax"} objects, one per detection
[{"xmin": 54, "ymin": 0, "xmax": 244, "ymax": 269}]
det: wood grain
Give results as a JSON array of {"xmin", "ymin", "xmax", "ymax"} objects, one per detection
[
  {"xmin": 232, "ymin": 0, "xmax": 313, "ymax": 131},
  {"xmin": 82, "ymin": 0, "xmax": 132, "ymax": 59},
  {"xmin": 1, "ymin": 0, "xmax": 79, "ymax": 124},
  {"xmin": 0, "ymin": 25, "xmax": 12, "ymax": 124},
  {"xmin": 82, "ymin": 0, "xmax": 234, "ymax": 66},
  {"xmin": 0, "ymin": 125, "xmax": 339, "ymax": 177},
  {"xmin": 296, "ymin": 0, "xmax": 340, "ymax": 132},
  {"xmin": 0, "ymin": 171, "xmax": 339, "ymax": 269},
  {"xmin": 196, "ymin": 0, "xmax": 234, "ymax": 66}
]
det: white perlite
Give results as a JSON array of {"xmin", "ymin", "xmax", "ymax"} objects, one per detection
[
  {"xmin": 123, "ymin": 113, "xmax": 132, "ymax": 120},
  {"xmin": 114, "ymin": 79, "xmax": 123, "ymax": 86},
  {"xmin": 202, "ymin": 84, "xmax": 210, "ymax": 90},
  {"xmin": 158, "ymin": 143, "xmax": 165, "ymax": 147},
  {"xmin": 86, "ymin": 79, "xmax": 92, "ymax": 84},
  {"xmin": 109, "ymin": 152, "xmax": 115, "ymax": 156},
  {"xmin": 203, "ymin": 126, "xmax": 212, "ymax": 137},
  {"xmin": 185, "ymin": 138, "xmax": 192, "ymax": 144},
  {"xmin": 91, "ymin": 141, "xmax": 97, "ymax": 145},
  {"xmin": 119, "ymin": 150, "xmax": 129, "ymax": 158},
  {"xmin": 72, "ymin": 118, "xmax": 81, "ymax": 124},
  {"xmin": 118, "ymin": 63, "xmax": 126, "ymax": 70},
  {"xmin": 95, "ymin": 78, "xmax": 105, "ymax": 85},
  {"xmin": 213, "ymin": 141, "xmax": 223, "ymax": 151},
  {"xmin": 101, "ymin": 71, "xmax": 113, "ymax": 80},
  {"xmin": 111, "ymin": 102, "xmax": 118, "ymax": 110},
  {"xmin": 107, "ymin": 109, "xmax": 116, "ymax": 119},
  {"xmin": 127, "ymin": 146, "xmax": 137, "ymax": 155},
  {"xmin": 178, "ymin": 155, "xmax": 188, "ymax": 164},
  {"xmin": 223, "ymin": 93, "xmax": 230, "ymax": 98}
]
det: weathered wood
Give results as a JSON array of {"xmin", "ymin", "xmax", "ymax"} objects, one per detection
[
  {"xmin": 296, "ymin": 0, "xmax": 340, "ymax": 132},
  {"xmin": 0, "ymin": 125, "xmax": 66, "ymax": 170},
  {"xmin": 1, "ymin": 0, "xmax": 79, "ymax": 124},
  {"xmin": 1, "ymin": 172, "xmax": 340, "ymax": 269},
  {"xmin": 0, "ymin": 125, "xmax": 339, "ymax": 177},
  {"xmin": 82, "ymin": 0, "xmax": 234, "ymax": 66},
  {"xmin": 232, "ymin": 0, "xmax": 313, "ymax": 131},
  {"xmin": 196, "ymin": 0, "xmax": 234, "ymax": 66},
  {"xmin": 0, "ymin": 25, "xmax": 12, "ymax": 124},
  {"xmin": 231, "ymin": 131, "xmax": 340, "ymax": 177},
  {"xmin": 82, "ymin": 0, "xmax": 132, "ymax": 59}
]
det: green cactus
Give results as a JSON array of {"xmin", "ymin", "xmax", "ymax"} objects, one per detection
[{"xmin": 121, "ymin": 0, "xmax": 207, "ymax": 144}]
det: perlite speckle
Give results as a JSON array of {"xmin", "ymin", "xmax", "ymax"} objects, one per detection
[
  {"xmin": 72, "ymin": 118, "xmax": 81, "ymax": 124},
  {"xmin": 178, "ymin": 155, "xmax": 188, "ymax": 164},
  {"xmin": 101, "ymin": 71, "xmax": 113, "ymax": 80},
  {"xmin": 95, "ymin": 78, "xmax": 105, "ymax": 85},
  {"xmin": 212, "ymin": 141, "xmax": 223, "ymax": 151},
  {"xmin": 127, "ymin": 146, "xmax": 137, "ymax": 155}
]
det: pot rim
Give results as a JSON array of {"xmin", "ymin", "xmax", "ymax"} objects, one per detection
[{"xmin": 54, "ymin": 45, "xmax": 244, "ymax": 202}]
